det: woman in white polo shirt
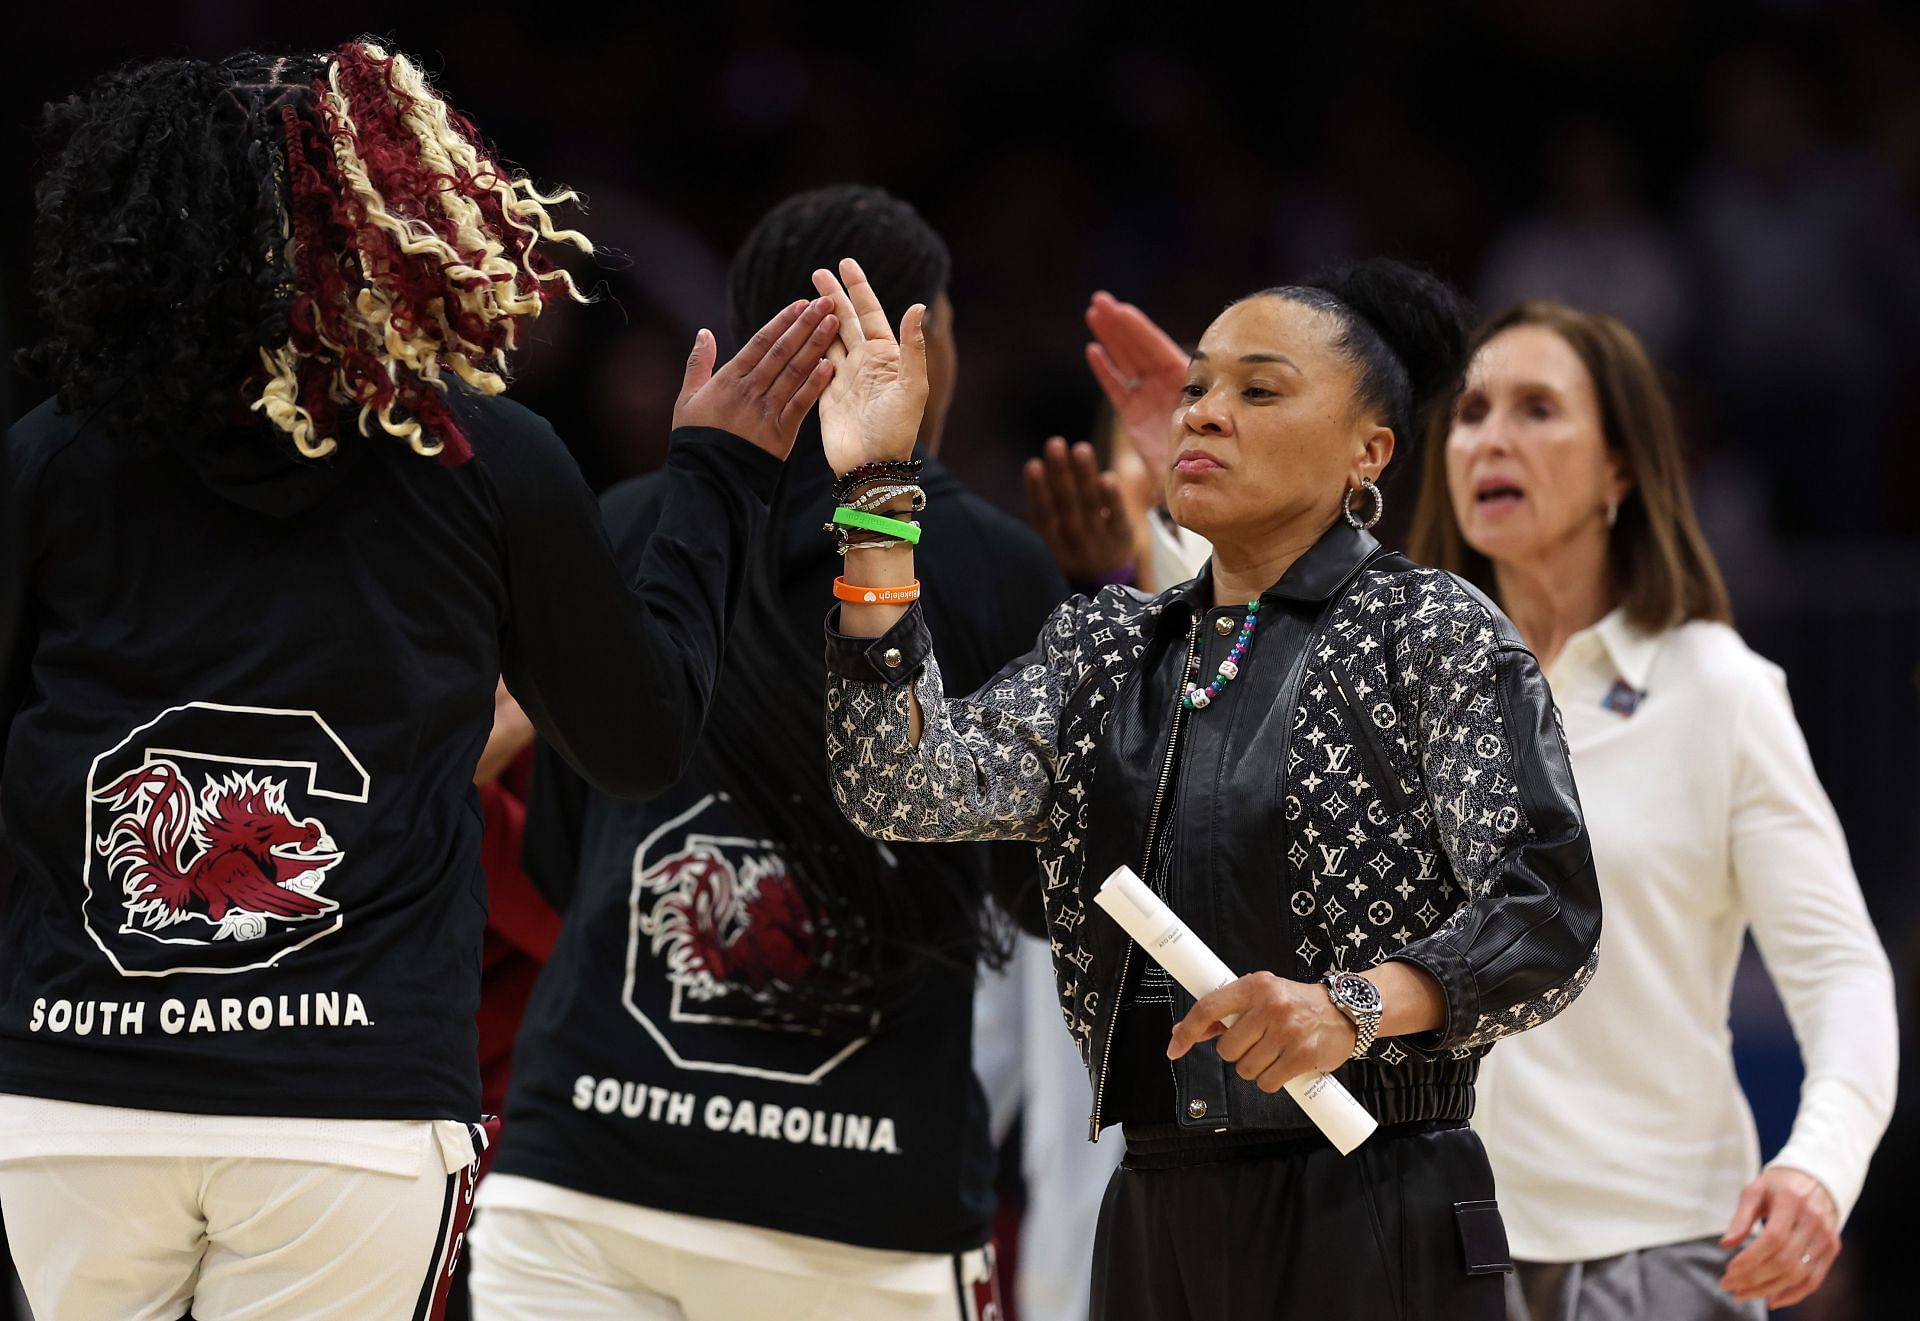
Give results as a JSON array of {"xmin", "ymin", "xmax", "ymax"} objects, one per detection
[{"xmin": 1408, "ymin": 299, "xmax": 1898, "ymax": 1318}]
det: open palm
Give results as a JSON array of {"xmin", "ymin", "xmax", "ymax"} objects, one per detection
[
  {"xmin": 811, "ymin": 258, "xmax": 929, "ymax": 476},
  {"xmin": 1085, "ymin": 291, "xmax": 1189, "ymax": 477}
]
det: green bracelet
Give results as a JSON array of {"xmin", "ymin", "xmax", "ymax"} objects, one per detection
[{"xmin": 832, "ymin": 506, "xmax": 923, "ymax": 545}]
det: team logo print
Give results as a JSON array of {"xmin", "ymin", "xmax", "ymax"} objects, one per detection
[
  {"xmin": 95, "ymin": 761, "xmax": 341, "ymax": 942},
  {"xmin": 641, "ymin": 841, "xmax": 819, "ymax": 1004},
  {"xmin": 625, "ymin": 795, "xmax": 870, "ymax": 1084},
  {"xmin": 82, "ymin": 703, "xmax": 369, "ymax": 977}
]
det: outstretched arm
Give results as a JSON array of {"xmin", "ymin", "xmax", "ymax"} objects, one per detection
[{"xmin": 497, "ymin": 299, "xmax": 839, "ymax": 798}]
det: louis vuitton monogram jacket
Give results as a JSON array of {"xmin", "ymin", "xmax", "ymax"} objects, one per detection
[{"xmin": 825, "ymin": 520, "xmax": 1600, "ymax": 1141}]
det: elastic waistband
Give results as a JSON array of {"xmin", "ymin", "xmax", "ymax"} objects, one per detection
[
  {"xmin": 1351, "ymin": 1077, "xmax": 1477, "ymax": 1127},
  {"xmin": 1122, "ymin": 1119, "xmax": 1468, "ymax": 1171}
]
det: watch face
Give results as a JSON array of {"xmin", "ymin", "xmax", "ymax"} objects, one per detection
[{"xmin": 1337, "ymin": 974, "xmax": 1381, "ymax": 1013}]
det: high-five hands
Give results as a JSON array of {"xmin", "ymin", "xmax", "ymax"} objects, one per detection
[
  {"xmin": 810, "ymin": 258, "xmax": 930, "ymax": 475},
  {"xmin": 672, "ymin": 297, "xmax": 839, "ymax": 459}
]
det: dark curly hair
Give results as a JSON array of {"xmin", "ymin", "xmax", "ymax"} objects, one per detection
[{"xmin": 23, "ymin": 43, "xmax": 590, "ymax": 465}]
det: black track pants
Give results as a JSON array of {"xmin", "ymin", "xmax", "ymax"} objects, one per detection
[{"xmin": 1090, "ymin": 1122, "xmax": 1512, "ymax": 1321}]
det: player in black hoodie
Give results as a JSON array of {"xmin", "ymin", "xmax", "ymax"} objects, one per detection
[
  {"xmin": 470, "ymin": 187, "xmax": 1066, "ymax": 1321},
  {"xmin": 0, "ymin": 42, "xmax": 835, "ymax": 1321}
]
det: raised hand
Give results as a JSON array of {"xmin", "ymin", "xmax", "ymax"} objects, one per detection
[
  {"xmin": 810, "ymin": 258, "xmax": 929, "ymax": 476},
  {"xmin": 1024, "ymin": 436, "xmax": 1138, "ymax": 585},
  {"xmin": 1085, "ymin": 291, "xmax": 1189, "ymax": 479},
  {"xmin": 672, "ymin": 297, "xmax": 839, "ymax": 459}
]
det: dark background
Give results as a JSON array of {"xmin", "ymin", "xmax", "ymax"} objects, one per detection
[{"xmin": 5, "ymin": 4, "xmax": 1918, "ymax": 1318}]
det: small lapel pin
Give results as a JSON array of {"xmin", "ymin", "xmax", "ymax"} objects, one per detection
[{"xmin": 1601, "ymin": 679, "xmax": 1642, "ymax": 717}]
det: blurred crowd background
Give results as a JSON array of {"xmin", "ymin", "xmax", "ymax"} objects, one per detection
[{"xmin": 4, "ymin": 3, "xmax": 1918, "ymax": 1317}]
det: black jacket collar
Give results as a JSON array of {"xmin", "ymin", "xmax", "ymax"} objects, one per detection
[{"xmin": 1165, "ymin": 518, "xmax": 1381, "ymax": 623}]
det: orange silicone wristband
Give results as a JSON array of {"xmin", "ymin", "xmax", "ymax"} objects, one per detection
[{"xmin": 833, "ymin": 576, "xmax": 922, "ymax": 605}]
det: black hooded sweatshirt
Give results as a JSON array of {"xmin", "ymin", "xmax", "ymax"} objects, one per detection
[
  {"xmin": 489, "ymin": 448, "xmax": 1067, "ymax": 1254},
  {"xmin": 0, "ymin": 390, "xmax": 778, "ymax": 1121}
]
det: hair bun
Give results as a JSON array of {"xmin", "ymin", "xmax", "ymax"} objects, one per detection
[{"xmin": 1307, "ymin": 258, "xmax": 1470, "ymax": 412}]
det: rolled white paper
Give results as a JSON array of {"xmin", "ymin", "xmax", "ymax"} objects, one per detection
[{"xmin": 1094, "ymin": 865, "xmax": 1379, "ymax": 1155}]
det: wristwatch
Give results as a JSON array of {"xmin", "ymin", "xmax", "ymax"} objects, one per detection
[{"xmin": 1323, "ymin": 971, "xmax": 1383, "ymax": 1060}]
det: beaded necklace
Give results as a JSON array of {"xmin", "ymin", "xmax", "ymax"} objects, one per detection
[{"xmin": 1182, "ymin": 600, "xmax": 1261, "ymax": 711}]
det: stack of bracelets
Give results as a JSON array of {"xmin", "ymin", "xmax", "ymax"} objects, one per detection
[{"xmin": 828, "ymin": 459, "xmax": 926, "ymax": 605}]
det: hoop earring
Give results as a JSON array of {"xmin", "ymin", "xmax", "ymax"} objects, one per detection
[
  {"xmin": 1606, "ymin": 498, "xmax": 1619, "ymax": 529},
  {"xmin": 1344, "ymin": 478, "xmax": 1383, "ymax": 531}
]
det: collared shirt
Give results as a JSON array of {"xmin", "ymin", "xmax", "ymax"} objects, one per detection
[{"xmin": 1473, "ymin": 610, "xmax": 1898, "ymax": 1262}]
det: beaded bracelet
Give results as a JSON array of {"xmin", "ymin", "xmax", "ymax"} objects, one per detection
[
  {"xmin": 835, "ymin": 458, "xmax": 923, "ymax": 484},
  {"xmin": 845, "ymin": 483, "xmax": 927, "ymax": 514},
  {"xmin": 837, "ymin": 476, "xmax": 924, "ymax": 510},
  {"xmin": 832, "ymin": 459, "xmax": 923, "ymax": 503}
]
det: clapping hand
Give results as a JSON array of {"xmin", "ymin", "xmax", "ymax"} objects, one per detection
[
  {"xmin": 1024, "ymin": 436, "xmax": 1137, "ymax": 585},
  {"xmin": 810, "ymin": 258, "xmax": 929, "ymax": 476},
  {"xmin": 671, "ymin": 297, "xmax": 839, "ymax": 459},
  {"xmin": 1084, "ymin": 291, "xmax": 1188, "ymax": 478}
]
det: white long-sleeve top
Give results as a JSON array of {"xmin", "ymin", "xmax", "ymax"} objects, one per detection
[{"xmin": 1473, "ymin": 610, "xmax": 1898, "ymax": 1262}]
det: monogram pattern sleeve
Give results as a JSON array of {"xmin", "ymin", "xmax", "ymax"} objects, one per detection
[
  {"xmin": 1381, "ymin": 571, "xmax": 1601, "ymax": 1058},
  {"xmin": 826, "ymin": 597, "xmax": 1089, "ymax": 845}
]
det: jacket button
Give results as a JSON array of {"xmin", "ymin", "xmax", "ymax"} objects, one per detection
[
  {"xmin": 1186, "ymin": 1098, "xmax": 1208, "ymax": 1119},
  {"xmin": 1213, "ymin": 615, "xmax": 1236, "ymax": 636},
  {"xmin": 882, "ymin": 648, "xmax": 903, "ymax": 668}
]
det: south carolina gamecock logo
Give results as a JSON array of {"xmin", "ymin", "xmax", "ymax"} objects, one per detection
[
  {"xmin": 93, "ymin": 761, "xmax": 342, "ymax": 943},
  {"xmin": 624, "ymin": 794, "xmax": 872, "ymax": 1084},
  {"xmin": 81, "ymin": 702, "xmax": 369, "ymax": 978},
  {"xmin": 642, "ymin": 842, "xmax": 818, "ymax": 1003}
]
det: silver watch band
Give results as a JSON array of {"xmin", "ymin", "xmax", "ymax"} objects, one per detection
[{"xmin": 1348, "ymin": 1011, "xmax": 1380, "ymax": 1060}]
